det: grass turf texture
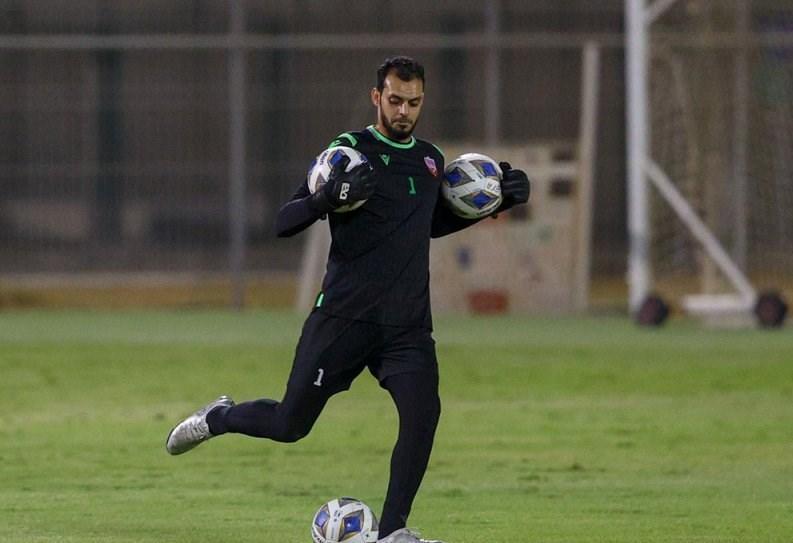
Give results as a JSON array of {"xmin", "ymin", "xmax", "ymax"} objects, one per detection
[{"xmin": 1, "ymin": 310, "xmax": 792, "ymax": 542}]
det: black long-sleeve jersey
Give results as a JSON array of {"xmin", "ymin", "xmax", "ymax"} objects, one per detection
[{"xmin": 276, "ymin": 125, "xmax": 480, "ymax": 328}]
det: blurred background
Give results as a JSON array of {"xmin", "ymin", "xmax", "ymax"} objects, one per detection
[{"xmin": 0, "ymin": 0, "xmax": 790, "ymax": 318}]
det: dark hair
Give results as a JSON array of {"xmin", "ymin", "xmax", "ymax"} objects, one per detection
[{"xmin": 376, "ymin": 56, "xmax": 425, "ymax": 92}]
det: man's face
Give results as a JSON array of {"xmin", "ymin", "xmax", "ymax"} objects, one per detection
[{"xmin": 371, "ymin": 72, "xmax": 424, "ymax": 141}]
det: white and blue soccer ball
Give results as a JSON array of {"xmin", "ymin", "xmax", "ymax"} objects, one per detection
[
  {"xmin": 307, "ymin": 146, "xmax": 370, "ymax": 213},
  {"xmin": 311, "ymin": 497, "xmax": 379, "ymax": 543},
  {"xmin": 441, "ymin": 153, "xmax": 503, "ymax": 219}
]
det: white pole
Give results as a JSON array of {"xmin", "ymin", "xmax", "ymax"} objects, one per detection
[
  {"xmin": 296, "ymin": 223, "xmax": 332, "ymax": 312},
  {"xmin": 574, "ymin": 41, "xmax": 601, "ymax": 312},
  {"xmin": 626, "ymin": 0, "xmax": 651, "ymax": 311},
  {"xmin": 732, "ymin": 0, "xmax": 750, "ymax": 271},
  {"xmin": 645, "ymin": 160, "xmax": 756, "ymax": 301}
]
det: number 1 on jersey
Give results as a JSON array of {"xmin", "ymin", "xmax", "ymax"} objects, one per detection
[{"xmin": 408, "ymin": 176, "xmax": 417, "ymax": 195}]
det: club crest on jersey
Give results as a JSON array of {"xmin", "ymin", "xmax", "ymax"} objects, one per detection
[{"xmin": 424, "ymin": 156, "xmax": 439, "ymax": 177}]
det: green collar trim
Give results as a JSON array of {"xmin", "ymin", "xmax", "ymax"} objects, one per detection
[
  {"xmin": 367, "ymin": 125, "xmax": 416, "ymax": 149},
  {"xmin": 328, "ymin": 132, "xmax": 358, "ymax": 149}
]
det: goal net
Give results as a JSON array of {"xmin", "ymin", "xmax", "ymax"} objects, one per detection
[{"xmin": 629, "ymin": 0, "xmax": 793, "ymax": 325}]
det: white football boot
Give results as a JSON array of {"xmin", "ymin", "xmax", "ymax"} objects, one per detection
[
  {"xmin": 165, "ymin": 395, "xmax": 234, "ymax": 455},
  {"xmin": 377, "ymin": 528, "xmax": 445, "ymax": 543}
]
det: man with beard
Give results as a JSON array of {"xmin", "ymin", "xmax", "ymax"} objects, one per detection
[{"xmin": 166, "ymin": 56, "xmax": 530, "ymax": 543}]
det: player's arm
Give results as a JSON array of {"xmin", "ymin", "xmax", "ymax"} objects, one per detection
[
  {"xmin": 430, "ymin": 201, "xmax": 483, "ymax": 238},
  {"xmin": 275, "ymin": 156, "xmax": 376, "ymax": 237},
  {"xmin": 274, "ymin": 181, "xmax": 318, "ymax": 238},
  {"xmin": 431, "ymin": 161, "xmax": 530, "ymax": 238}
]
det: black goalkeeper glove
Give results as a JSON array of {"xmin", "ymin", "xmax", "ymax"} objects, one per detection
[
  {"xmin": 498, "ymin": 161, "xmax": 530, "ymax": 211},
  {"xmin": 310, "ymin": 155, "xmax": 377, "ymax": 214}
]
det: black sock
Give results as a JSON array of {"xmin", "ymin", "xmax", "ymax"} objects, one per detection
[{"xmin": 206, "ymin": 405, "xmax": 230, "ymax": 435}]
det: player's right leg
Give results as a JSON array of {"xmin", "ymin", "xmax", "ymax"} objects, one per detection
[{"xmin": 165, "ymin": 312, "xmax": 378, "ymax": 454}]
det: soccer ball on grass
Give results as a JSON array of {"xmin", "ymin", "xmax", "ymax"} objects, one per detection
[
  {"xmin": 311, "ymin": 497, "xmax": 379, "ymax": 543},
  {"xmin": 307, "ymin": 146, "xmax": 370, "ymax": 213},
  {"xmin": 441, "ymin": 152, "xmax": 503, "ymax": 219}
]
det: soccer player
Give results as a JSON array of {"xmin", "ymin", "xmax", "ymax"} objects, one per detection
[{"xmin": 166, "ymin": 56, "xmax": 530, "ymax": 543}]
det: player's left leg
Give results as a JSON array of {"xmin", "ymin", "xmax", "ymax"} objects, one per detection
[
  {"xmin": 378, "ymin": 371, "xmax": 441, "ymax": 538},
  {"xmin": 371, "ymin": 327, "xmax": 442, "ymax": 540}
]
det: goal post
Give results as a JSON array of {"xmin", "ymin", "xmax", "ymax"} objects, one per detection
[{"xmin": 626, "ymin": 0, "xmax": 791, "ymax": 326}]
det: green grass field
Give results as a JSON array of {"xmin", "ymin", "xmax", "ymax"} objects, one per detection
[{"xmin": 1, "ymin": 310, "xmax": 792, "ymax": 542}]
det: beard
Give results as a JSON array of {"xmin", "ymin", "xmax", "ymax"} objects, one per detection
[{"xmin": 379, "ymin": 108, "xmax": 418, "ymax": 141}]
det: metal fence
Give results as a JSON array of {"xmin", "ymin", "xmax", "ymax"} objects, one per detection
[{"xmin": 0, "ymin": 1, "xmax": 626, "ymax": 306}]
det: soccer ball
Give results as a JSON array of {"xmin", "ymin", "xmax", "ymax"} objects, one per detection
[
  {"xmin": 311, "ymin": 497, "xmax": 379, "ymax": 543},
  {"xmin": 441, "ymin": 153, "xmax": 503, "ymax": 219},
  {"xmin": 307, "ymin": 146, "xmax": 370, "ymax": 213}
]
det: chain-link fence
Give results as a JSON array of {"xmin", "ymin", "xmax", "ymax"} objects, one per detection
[{"xmin": 0, "ymin": 1, "xmax": 626, "ymax": 307}]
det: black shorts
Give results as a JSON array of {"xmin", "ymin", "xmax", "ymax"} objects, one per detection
[{"xmin": 287, "ymin": 310, "xmax": 438, "ymax": 398}]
